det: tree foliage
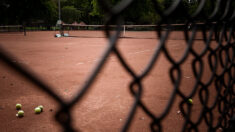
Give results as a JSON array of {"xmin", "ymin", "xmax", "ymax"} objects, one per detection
[
  {"xmin": 0, "ymin": 0, "xmax": 234, "ymax": 25},
  {"xmin": 0, "ymin": 0, "xmax": 58, "ymax": 25},
  {"xmin": 61, "ymin": 6, "xmax": 81, "ymax": 23}
]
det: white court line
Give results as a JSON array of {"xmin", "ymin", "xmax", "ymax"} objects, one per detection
[
  {"xmin": 184, "ymin": 76, "xmax": 192, "ymax": 79},
  {"xmin": 76, "ymin": 62, "xmax": 84, "ymax": 65},
  {"xmin": 128, "ymin": 49, "xmax": 153, "ymax": 55},
  {"xmin": 82, "ymin": 44, "xmax": 104, "ymax": 47},
  {"xmin": 87, "ymin": 59, "xmax": 98, "ymax": 63}
]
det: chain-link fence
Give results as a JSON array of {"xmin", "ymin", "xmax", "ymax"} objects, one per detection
[{"xmin": 0, "ymin": 0, "xmax": 235, "ymax": 131}]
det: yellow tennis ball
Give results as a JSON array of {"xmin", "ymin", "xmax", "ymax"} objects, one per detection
[
  {"xmin": 35, "ymin": 107, "xmax": 41, "ymax": 114},
  {"xmin": 188, "ymin": 98, "xmax": 193, "ymax": 104},
  {"xmin": 16, "ymin": 104, "xmax": 22, "ymax": 110},
  {"xmin": 17, "ymin": 110, "xmax": 24, "ymax": 117},
  {"xmin": 38, "ymin": 105, "xmax": 43, "ymax": 112}
]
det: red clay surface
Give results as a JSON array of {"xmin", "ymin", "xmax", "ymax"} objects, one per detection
[{"xmin": 0, "ymin": 31, "xmax": 224, "ymax": 132}]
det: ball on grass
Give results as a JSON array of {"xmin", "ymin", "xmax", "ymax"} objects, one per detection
[
  {"xmin": 188, "ymin": 98, "xmax": 193, "ymax": 104},
  {"xmin": 17, "ymin": 110, "xmax": 24, "ymax": 117},
  {"xmin": 16, "ymin": 104, "xmax": 22, "ymax": 110},
  {"xmin": 38, "ymin": 105, "xmax": 43, "ymax": 112},
  {"xmin": 35, "ymin": 107, "xmax": 41, "ymax": 114}
]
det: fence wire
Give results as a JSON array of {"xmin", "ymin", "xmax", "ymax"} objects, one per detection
[{"xmin": 0, "ymin": 0, "xmax": 235, "ymax": 132}]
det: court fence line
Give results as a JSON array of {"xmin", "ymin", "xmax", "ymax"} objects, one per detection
[
  {"xmin": 0, "ymin": 25, "xmax": 26, "ymax": 36},
  {"xmin": 60, "ymin": 23, "xmax": 219, "ymax": 39},
  {"xmin": 0, "ymin": 0, "xmax": 235, "ymax": 132}
]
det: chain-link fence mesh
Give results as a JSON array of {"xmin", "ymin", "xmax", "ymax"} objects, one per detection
[{"xmin": 0, "ymin": 0, "xmax": 235, "ymax": 131}]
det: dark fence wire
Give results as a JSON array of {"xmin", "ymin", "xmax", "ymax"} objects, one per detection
[{"xmin": 0, "ymin": 0, "xmax": 235, "ymax": 131}]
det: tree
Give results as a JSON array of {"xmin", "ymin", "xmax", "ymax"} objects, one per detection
[
  {"xmin": 73, "ymin": 0, "xmax": 93, "ymax": 24},
  {"xmin": 90, "ymin": 0, "xmax": 163, "ymax": 24},
  {"xmin": 90, "ymin": 0, "xmax": 102, "ymax": 17},
  {"xmin": 0, "ymin": 0, "xmax": 58, "ymax": 25},
  {"xmin": 61, "ymin": 6, "xmax": 81, "ymax": 23},
  {"xmin": 1, "ymin": 0, "xmax": 228, "ymax": 26}
]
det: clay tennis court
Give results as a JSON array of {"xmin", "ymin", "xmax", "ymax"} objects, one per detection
[{"xmin": 0, "ymin": 31, "xmax": 222, "ymax": 131}]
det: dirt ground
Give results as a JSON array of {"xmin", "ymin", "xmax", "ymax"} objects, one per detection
[{"xmin": 0, "ymin": 31, "xmax": 222, "ymax": 132}]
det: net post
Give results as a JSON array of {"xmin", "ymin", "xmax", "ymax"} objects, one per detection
[
  {"xmin": 60, "ymin": 24, "xmax": 64, "ymax": 36},
  {"xmin": 23, "ymin": 25, "xmax": 26, "ymax": 36},
  {"xmin": 124, "ymin": 25, "xmax": 126, "ymax": 36}
]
